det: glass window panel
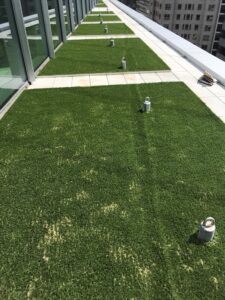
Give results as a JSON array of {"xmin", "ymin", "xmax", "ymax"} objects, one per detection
[
  {"xmin": 0, "ymin": 1, "xmax": 26, "ymax": 108},
  {"xmin": 72, "ymin": 0, "xmax": 78, "ymax": 25},
  {"xmin": 63, "ymin": 0, "xmax": 70, "ymax": 35},
  {"xmin": 20, "ymin": 0, "xmax": 48, "ymax": 70},
  {"xmin": 74, "ymin": 0, "xmax": 82, "ymax": 23},
  {"xmin": 82, "ymin": 0, "xmax": 87, "ymax": 16},
  {"xmin": 47, "ymin": 0, "xmax": 62, "ymax": 48}
]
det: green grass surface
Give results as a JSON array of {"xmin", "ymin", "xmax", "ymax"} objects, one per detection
[
  {"xmin": 73, "ymin": 23, "xmax": 133, "ymax": 35},
  {"xmin": 1, "ymin": 82, "xmax": 225, "ymax": 299},
  {"xmin": 96, "ymin": 3, "xmax": 107, "ymax": 7},
  {"xmin": 40, "ymin": 38, "xmax": 169, "ymax": 75},
  {"xmin": 90, "ymin": 10, "xmax": 114, "ymax": 14},
  {"xmin": 84, "ymin": 15, "xmax": 120, "ymax": 21}
]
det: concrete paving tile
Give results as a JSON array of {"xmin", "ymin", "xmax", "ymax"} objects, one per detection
[
  {"xmin": 107, "ymin": 74, "xmax": 126, "ymax": 85},
  {"xmin": 140, "ymin": 72, "xmax": 161, "ymax": 83},
  {"xmin": 219, "ymin": 97, "xmax": 225, "ymax": 104},
  {"xmin": 124, "ymin": 73, "xmax": 144, "ymax": 84},
  {"xmin": 174, "ymin": 71, "xmax": 197, "ymax": 82},
  {"xmin": 29, "ymin": 77, "xmax": 56, "ymax": 89},
  {"xmin": 157, "ymin": 72, "xmax": 179, "ymax": 82},
  {"xmin": 201, "ymin": 97, "xmax": 225, "ymax": 117},
  {"xmin": 72, "ymin": 75, "xmax": 90, "ymax": 87},
  {"xmin": 186, "ymin": 82, "xmax": 216, "ymax": 98},
  {"xmin": 53, "ymin": 77, "xmax": 73, "ymax": 88},
  {"xmin": 208, "ymin": 84, "xmax": 225, "ymax": 97},
  {"xmin": 90, "ymin": 74, "xmax": 108, "ymax": 86},
  {"xmin": 68, "ymin": 34, "xmax": 136, "ymax": 40}
]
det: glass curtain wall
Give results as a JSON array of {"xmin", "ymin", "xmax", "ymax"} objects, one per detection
[
  {"xmin": 62, "ymin": 0, "xmax": 70, "ymax": 35},
  {"xmin": 74, "ymin": 0, "xmax": 83, "ymax": 22},
  {"xmin": 47, "ymin": 0, "xmax": 62, "ymax": 48},
  {"xmin": 81, "ymin": 0, "xmax": 86, "ymax": 18},
  {"xmin": 0, "ymin": 0, "xmax": 26, "ymax": 108},
  {"xmin": 86, "ymin": 0, "xmax": 89, "ymax": 13},
  {"xmin": 72, "ymin": 0, "xmax": 78, "ymax": 26},
  {"xmin": 20, "ymin": 0, "xmax": 48, "ymax": 70}
]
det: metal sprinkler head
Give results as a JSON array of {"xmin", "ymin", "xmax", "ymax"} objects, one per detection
[
  {"xmin": 198, "ymin": 217, "xmax": 216, "ymax": 242},
  {"xmin": 143, "ymin": 96, "xmax": 151, "ymax": 113}
]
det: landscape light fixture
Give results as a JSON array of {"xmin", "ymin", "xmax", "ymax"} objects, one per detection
[
  {"xmin": 104, "ymin": 25, "xmax": 108, "ymax": 33},
  {"xmin": 100, "ymin": 17, "xmax": 103, "ymax": 24},
  {"xmin": 198, "ymin": 217, "xmax": 216, "ymax": 242},
  {"xmin": 121, "ymin": 56, "xmax": 126, "ymax": 70},
  {"xmin": 110, "ymin": 39, "xmax": 115, "ymax": 47},
  {"xmin": 143, "ymin": 97, "xmax": 151, "ymax": 113}
]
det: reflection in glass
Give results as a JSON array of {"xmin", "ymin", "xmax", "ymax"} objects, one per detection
[
  {"xmin": 63, "ymin": 0, "xmax": 70, "ymax": 35},
  {"xmin": 74, "ymin": 0, "xmax": 82, "ymax": 23},
  {"xmin": 0, "ymin": 1, "xmax": 26, "ymax": 107},
  {"xmin": 72, "ymin": 0, "xmax": 78, "ymax": 26},
  {"xmin": 20, "ymin": 0, "xmax": 48, "ymax": 70},
  {"xmin": 47, "ymin": 0, "xmax": 62, "ymax": 48}
]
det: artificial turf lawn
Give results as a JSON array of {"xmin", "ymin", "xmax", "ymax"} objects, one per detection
[
  {"xmin": 73, "ymin": 23, "xmax": 133, "ymax": 35},
  {"xmin": 1, "ymin": 82, "xmax": 225, "ymax": 299},
  {"xmin": 96, "ymin": 3, "xmax": 107, "ymax": 7},
  {"xmin": 90, "ymin": 10, "xmax": 114, "ymax": 14},
  {"xmin": 84, "ymin": 15, "xmax": 120, "ymax": 21},
  {"xmin": 40, "ymin": 38, "xmax": 169, "ymax": 75}
]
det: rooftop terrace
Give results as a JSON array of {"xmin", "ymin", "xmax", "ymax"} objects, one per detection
[{"xmin": 1, "ymin": 0, "xmax": 225, "ymax": 299}]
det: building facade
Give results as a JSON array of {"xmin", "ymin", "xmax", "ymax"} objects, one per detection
[
  {"xmin": 136, "ymin": 0, "xmax": 224, "ymax": 55},
  {"xmin": 217, "ymin": 20, "xmax": 225, "ymax": 59}
]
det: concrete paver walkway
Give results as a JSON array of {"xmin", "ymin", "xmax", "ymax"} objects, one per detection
[
  {"xmin": 28, "ymin": 71, "xmax": 179, "ymax": 89},
  {"xmin": 68, "ymin": 34, "xmax": 136, "ymax": 40},
  {"xmin": 82, "ymin": 21, "xmax": 123, "ymax": 24},
  {"xmin": 89, "ymin": 14, "xmax": 115, "ymax": 16}
]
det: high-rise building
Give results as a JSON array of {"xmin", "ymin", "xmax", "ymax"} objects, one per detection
[
  {"xmin": 213, "ymin": 0, "xmax": 225, "ymax": 56},
  {"xmin": 217, "ymin": 20, "xmax": 225, "ymax": 59},
  {"xmin": 136, "ymin": 0, "xmax": 224, "ymax": 55}
]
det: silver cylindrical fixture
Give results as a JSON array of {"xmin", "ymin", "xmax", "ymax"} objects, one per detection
[
  {"xmin": 121, "ymin": 57, "xmax": 126, "ymax": 70},
  {"xmin": 110, "ymin": 39, "xmax": 115, "ymax": 47},
  {"xmin": 104, "ymin": 26, "xmax": 108, "ymax": 33},
  {"xmin": 143, "ymin": 97, "xmax": 151, "ymax": 113},
  {"xmin": 198, "ymin": 217, "xmax": 216, "ymax": 242}
]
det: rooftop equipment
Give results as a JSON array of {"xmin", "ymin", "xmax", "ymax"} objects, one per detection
[
  {"xmin": 121, "ymin": 56, "xmax": 126, "ymax": 70},
  {"xmin": 110, "ymin": 39, "xmax": 115, "ymax": 47},
  {"xmin": 143, "ymin": 97, "xmax": 151, "ymax": 113},
  {"xmin": 198, "ymin": 71, "xmax": 215, "ymax": 86},
  {"xmin": 198, "ymin": 217, "xmax": 216, "ymax": 242},
  {"xmin": 104, "ymin": 25, "xmax": 108, "ymax": 33}
]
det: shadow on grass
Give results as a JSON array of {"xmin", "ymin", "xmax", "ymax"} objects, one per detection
[{"xmin": 188, "ymin": 231, "xmax": 208, "ymax": 246}]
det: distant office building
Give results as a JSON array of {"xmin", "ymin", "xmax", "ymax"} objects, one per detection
[
  {"xmin": 213, "ymin": 0, "xmax": 225, "ymax": 56},
  {"xmin": 217, "ymin": 21, "xmax": 225, "ymax": 60},
  {"xmin": 119, "ymin": 0, "xmax": 136, "ymax": 9},
  {"xmin": 136, "ymin": 0, "xmax": 225, "ymax": 58}
]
